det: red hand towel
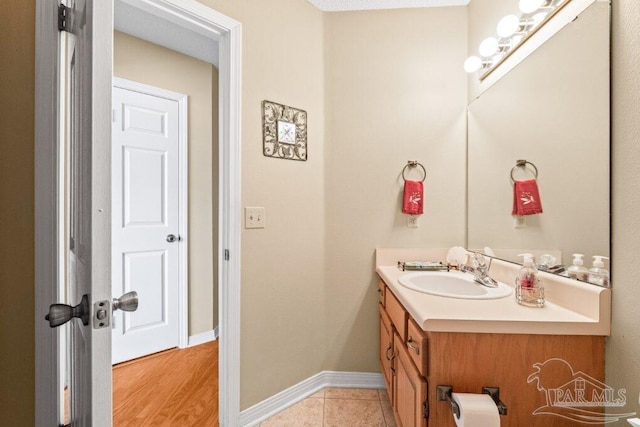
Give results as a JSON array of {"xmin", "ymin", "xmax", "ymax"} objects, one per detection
[
  {"xmin": 402, "ymin": 180, "xmax": 424, "ymax": 215},
  {"xmin": 512, "ymin": 179, "xmax": 543, "ymax": 216}
]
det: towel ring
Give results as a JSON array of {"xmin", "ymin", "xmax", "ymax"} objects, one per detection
[
  {"xmin": 402, "ymin": 161, "xmax": 426, "ymax": 182},
  {"xmin": 510, "ymin": 159, "xmax": 538, "ymax": 183}
]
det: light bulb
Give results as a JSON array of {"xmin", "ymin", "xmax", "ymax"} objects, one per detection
[
  {"xmin": 511, "ymin": 34, "xmax": 524, "ymax": 46},
  {"xmin": 479, "ymin": 37, "xmax": 499, "ymax": 57},
  {"xmin": 531, "ymin": 11, "xmax": 548, "ymax": 27},
  {"xmin": 497, "ymin": 14, "xmax": 521, "ymax": 38},
  {"xmin": 519, "ymin": 0, "xmax": 544, "ymax": 14},
  {"xmin": 464, "ymin": 56, "xmax": 483, "ymax": 73}
]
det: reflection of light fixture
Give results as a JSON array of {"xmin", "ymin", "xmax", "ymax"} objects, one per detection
[
  {"xmin": 519, "ymin": 0, "xmax": 545, "ymax": 14},
  {"xmin": 531, "ymin": 11, "xmax": 548, "ymax": 27},
  {"xmin": 511, "ymin": 34, "xmax": 524, "ymax": 46},
  {"xmin": 464, "ymin": 0, "xmax": 569, "ymax": 76},
  {"xmin": 496, "ymin": 15, "xmax": 521, "ymax": 38}
]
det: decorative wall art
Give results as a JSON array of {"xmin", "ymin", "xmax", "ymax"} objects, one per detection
[{"xmin": 262, "ymin": 100, "xmax": 307, "ymax": 161}]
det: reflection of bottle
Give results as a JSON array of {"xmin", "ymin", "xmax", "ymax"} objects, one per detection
[
  {"xmin": 516, "ymin": 253, "xmax": 544, "ymax": 308},
  {"xmin": 537, "ymin": 254, "xmax": 557, "ymax": 271},
  {"xmin": 567, "ymin": 254, "xmax": 589, "ymax": 281},
  {"xmin": 588, "ymin": 256, "xmax": 610, "ymax": 287}
]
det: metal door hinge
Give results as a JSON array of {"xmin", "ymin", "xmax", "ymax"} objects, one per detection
[
  {"xmin": 422, "ymin": 401, "xmax": 429, "ymax": 419},
  {"xmin": 224, "ymin": 249, "xmax": 230, "ymax": 261},
  {"xmin": 58, "ymin": 4, "xmax": 70, "ymax": 32}
]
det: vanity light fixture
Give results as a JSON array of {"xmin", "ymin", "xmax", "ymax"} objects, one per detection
[
  {"xmin": 519, "ymin": 0, "xmax": 546, "ymax": 14},
  {"xmin": 496, "ymin": 14, "xmax": 521, "ymax": 38},
  {"xmin": 478, "ymin": 37, "xmax": 500, "ymax": 57},
  {"xmin": 465, "ymin": 0, "xmax": 569, "ymax": 78}
]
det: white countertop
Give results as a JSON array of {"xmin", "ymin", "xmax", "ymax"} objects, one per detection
[{"xmin": 376, "ymin": 249, "xmax": 611, "ymax": 336}]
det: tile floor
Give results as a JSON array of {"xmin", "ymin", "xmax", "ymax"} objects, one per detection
[{"xmin": 259, "ymin": 388, "xmax": 396, "ymax": 427}]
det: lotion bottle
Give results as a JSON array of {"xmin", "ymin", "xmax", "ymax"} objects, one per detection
[
  {"xmin": 588, "ymin": 256, "xmax": 610, "ymax": 287},
  {"xmin": 567, "ymin": 254, "xmax": 589, "ymax": 281},
  {"xmin": 516, "ymin": 253, "xmax": 544, "ymax": 307}
]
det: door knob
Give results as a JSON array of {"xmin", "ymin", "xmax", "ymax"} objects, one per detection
[
  {"xmin": 45, "ymin": 294, "xmax": 90, "ymax": 328},
  {"xmin": 166, "ymin": 234, "xmax": 180, "ymax": 243},
  {"xmin": 113, "ymin": 291, "xmax": 138, "ymax": 312}
]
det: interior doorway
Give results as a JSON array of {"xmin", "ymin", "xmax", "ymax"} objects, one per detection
[
  {"xmin": 110, "ymin": 1, "xmax": 242, "ymax": 424},
  {"xmin": 110, "ymin": 12, "xmax": 220, "ymax": 424}
]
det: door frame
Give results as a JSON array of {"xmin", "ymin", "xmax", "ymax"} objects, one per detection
[
  {"xmin": 35, "ymin": 0, "xmax": 243, "ymax": 425},
  {"xmin": 112, "ymin": 77, "xmax": 190, "ymax": 352}
]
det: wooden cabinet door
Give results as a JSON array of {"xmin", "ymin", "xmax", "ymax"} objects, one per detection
[
  {"xmin": 379, "ymin": 304, "xmax": 394, "ymax": 397},
  {"xmin": 393, "ymin": 332, "xmax": 427, "ymax": 427}
]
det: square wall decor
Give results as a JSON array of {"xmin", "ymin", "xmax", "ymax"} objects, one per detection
[{"xmin": 262, "ymin": 100, "xmax": 307, "ymax": 161}]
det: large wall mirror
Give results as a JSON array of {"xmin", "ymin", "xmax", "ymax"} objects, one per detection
[{"xmin": 467, "ymin": 1, "xmax": 610, "ymax": 280}]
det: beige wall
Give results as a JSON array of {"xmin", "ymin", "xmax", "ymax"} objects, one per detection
[
  {"xmin": 113, "ymin": 31, "xmax": 217, "ymax": 336},
  {"xmin": 0, "ymin": 0, "xmax": 35, "ymax": 424},
  {"xmin": 323, "ymin": 7, "xmax": 468, "ymax": 372},
  {"xmin": 608, "ymin": 0, "xmax": 640, "ymax": 418},
  {"xmin": 201, "ymin": 0, "xmax": 327, "ymax": 409}
]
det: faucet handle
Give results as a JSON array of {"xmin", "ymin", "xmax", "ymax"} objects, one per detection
[{"xmin": 471, "ymin": 252, "xmax": 487, "ymax": 269}]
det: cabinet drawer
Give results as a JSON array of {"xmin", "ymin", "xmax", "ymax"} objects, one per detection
[
  {"xmin": 377, "ymin": 280, "xmax": 386, "ymax": 306},
  {"xmin": 385, "ymin": 288, "xmax": 408, "ymax": 341},
  {"xmin": 407, "ymin": 317, "xmax": 428, "ymax": 377}
]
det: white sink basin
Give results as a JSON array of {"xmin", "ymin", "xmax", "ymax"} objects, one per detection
[{"xmin": 398, "ymin": 271, "xmax": 513, "ymax": 300}]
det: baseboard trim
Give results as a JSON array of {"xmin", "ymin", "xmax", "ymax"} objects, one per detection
[
  {"xmin": 187, "ymin": 327, "xmax": 218, "ymax": 347},
  {"xmin": 239, "ymin": 371, "xmax": 385, "ymax": 426}
]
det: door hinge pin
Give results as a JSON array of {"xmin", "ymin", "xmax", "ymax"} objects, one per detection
[
  {"xmin": 58, "ymin": 4, "xmax": 70, "ymax": 32},
  {"xmin": 224, "ymin": 249, "xmax": 230, "ymax": 261}
]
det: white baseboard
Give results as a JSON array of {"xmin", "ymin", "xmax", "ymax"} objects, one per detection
[
  {"xmin": 187, "ymin": 327, "xmax": 218, "ymax": 347},
  {"xmin": 239, "ymin": 371, "xmax": 385, "ymax": 426}
]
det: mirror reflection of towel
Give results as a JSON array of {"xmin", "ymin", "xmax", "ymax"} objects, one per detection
[
  {"xmin": 512, "ymin": 179, "xmax": 543, "ymax": 215},
  {"xmin": 402, "ymin": 180, "xmax": 423, "ymax": 215}
]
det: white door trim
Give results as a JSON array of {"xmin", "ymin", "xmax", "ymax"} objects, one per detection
[
  {"xmin": 112, "ymin": 77, "xmax": 190, "ymax": 350},
  {"xmin": 35, "ymin": 0, "xmax": 242, "ymax": 425}
]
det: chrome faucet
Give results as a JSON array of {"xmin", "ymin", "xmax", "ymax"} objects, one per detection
[{"xmin": 461, "ymin": 252, "xmax": 499, "ymax": 288}]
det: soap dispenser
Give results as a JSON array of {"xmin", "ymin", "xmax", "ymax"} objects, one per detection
[
  {"xmin": 588, "ymin": 256, "xmax": 610, "ymax": 287},
  {"xmin": 516, "ymin": 253, "xmax": 545, "ymax": 308},
  {"xmin": 567, "ymin": 254, "xmax": 589, "ymax": 281}
]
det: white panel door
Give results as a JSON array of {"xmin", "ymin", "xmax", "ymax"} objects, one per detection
[{"xmin": 112, "ymin": 83, "xmax": 182, "ymax": 364}]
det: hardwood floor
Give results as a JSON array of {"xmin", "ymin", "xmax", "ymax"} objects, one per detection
[{"xmin": 113, "ymin": 340, "xmax": 219, "ymax": 426}]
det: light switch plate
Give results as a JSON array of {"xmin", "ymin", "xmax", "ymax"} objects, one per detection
[
  {"xmin": 245, "ymin": 207, "xmax": 265, "ymax": 229},
  {"xmin": 514, "ymin": 215, "xmax": 526, "ymax": 228},
  {"xmin": 407, "ymin": 215, "xmax": 419, "ymax": 228}
]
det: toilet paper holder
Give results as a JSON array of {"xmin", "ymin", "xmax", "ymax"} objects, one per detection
[{"xmin": 436, "ymin": 385, "xmax": 508, "ymax": 417}]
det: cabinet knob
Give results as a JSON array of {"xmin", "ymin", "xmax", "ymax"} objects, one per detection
[
  {"xmin": 386, "ymin": 345, "xmax": 393, "ymax": 360},
  {"xmin": 389, "ymin": 353, "xmax": 396, "ymax": 375},
  {"xmin": 407, "ymin": 337, "xmax": 420, "ymax": 355}
]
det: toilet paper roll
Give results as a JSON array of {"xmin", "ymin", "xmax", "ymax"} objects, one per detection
[{"xmin": 452, "ymin": 392, "xmax": 500, "ymax": 427}]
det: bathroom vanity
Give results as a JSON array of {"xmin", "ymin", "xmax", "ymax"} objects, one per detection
[{"xmin": 376, "ymin": 249, "xmax": 611, "ymax": 427}]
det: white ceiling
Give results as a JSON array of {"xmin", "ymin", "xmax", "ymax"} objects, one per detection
[
  {"xmin": 114, "ymin": 0, "xmax": 219, "ymax": 67},
  {"xmin": 305, "ymin": 0, "xmax": 469, "ymax": 12}
]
